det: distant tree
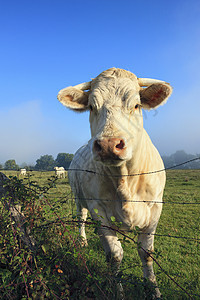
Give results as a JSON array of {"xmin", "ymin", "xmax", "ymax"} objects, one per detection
[
  {"xmin": 171, "ymin": 150, "xmax": 196, "ymax": 169},
  {"xmin": 35, "ymin": 155, "xmax": 55, "ymax": 171},
  {"xmin": 162, "ymin": 155, "xmax": 175, "ymax": 169},
  {"xmin": 20, "ymin": 162, "xmax": 28, "ymax": 168},
  {"xmin": 55, "ymin": 153, "xmax": 74, "ymax": 169},
  {"xmin": 0, "ymin": 163, "xmax": 3, "ymax": 170},
  {"xmin": 172, "ymin": 150, "xmax": 193, "ymax": 164},
  {"xmin": 26, "ymin": 165, "xmax": 35, "ymax": 171},
  {"xmin": 195, "ymin": 154, "xmax": 200, "ymax": 169},
  {"xmin": 162, "ymin": 150, "xmax": 200, "ymax": 169},
  {"xmin": 4, "ymin": 160, "xmax": 19, "ymax": 170}
]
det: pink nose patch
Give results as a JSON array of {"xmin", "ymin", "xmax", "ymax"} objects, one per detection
[{"xmin": 93, "ymin": 138, "xmax": 126, "ymax": 160}]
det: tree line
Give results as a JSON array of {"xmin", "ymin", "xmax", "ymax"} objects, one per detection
[
  {"xmin": 162, "ymin": 150, "xmax": 200, "ymax": 169},
  {"xmin": 0, "ymin": 153, "xmax": 74, "ymax": 171},
  {"xmin": 0, "ymin": 150, "xmax": 199, "ymax": 171}
]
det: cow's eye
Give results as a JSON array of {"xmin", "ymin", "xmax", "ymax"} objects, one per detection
[{"xmin": 135, "ymin": 104, "xmax": 142, "ymax": 110}]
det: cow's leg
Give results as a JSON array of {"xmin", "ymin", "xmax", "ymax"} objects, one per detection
[
  {"xmin": 98, "ymin": 228, "xmax": 124, "ymax": 299},
  {"xmin": 137, "ymin": 226, "xmax": 161, "ymax": 298},
  {"xmin": 76, "ymin": 204, "xmax": 88, "ymax": 246},
  {"xmin": 98, "ymin": 228, "xmax": 123, "ymax": 272}
]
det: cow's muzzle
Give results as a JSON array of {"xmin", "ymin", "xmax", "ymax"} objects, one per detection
[{"xmin": 93, "ymin": 138, "xmax": 127, "ymax": 162}]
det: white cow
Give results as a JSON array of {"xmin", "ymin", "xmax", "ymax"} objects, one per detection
[
  {"xmin": 54, "ymin": 167, "xmax": 66, "ymax": 178},
  {"xmin": 57, "ymin": 68, "xmax": 172, "ymax": 298},
  {"xmin": 20, "ymin": 168, "xmax": 26, "ymax": 176}
]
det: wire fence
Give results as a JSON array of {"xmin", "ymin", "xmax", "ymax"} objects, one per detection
[
  {"xmin": 36, "ymin": 216, "xmax": 200, "ymax": 243},
  {"xmin": 67, "ymin": 156, "xmax": 200, "ymax": 177},
  {"xmin": 0, "ymin": 158, "xmax": 200, "ymax": 299},
  {"xmin": 34, "ymin": 194, "xmax": 200, "ymax": 299}
]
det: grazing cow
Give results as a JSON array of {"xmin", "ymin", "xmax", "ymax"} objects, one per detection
[
  {"xmin": 20, "ymin": 169, "xmax": 26, "ymax": 176},
  {"xmin": 57, "ymin": 68, "xmax": 172, "ymax": 298},
  {"xmin": 54, "ymin": 166, "xmax": 66, "ymax": 178}
]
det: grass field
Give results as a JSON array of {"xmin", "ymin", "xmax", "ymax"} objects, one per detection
[{"xmin": 0, "ymin": 169, "xmax": 199, "ymax": 299}]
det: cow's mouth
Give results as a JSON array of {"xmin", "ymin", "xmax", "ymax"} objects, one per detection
[{"xmin": 93, "ymin": 154, "xmax": 126, "ymax": 167}]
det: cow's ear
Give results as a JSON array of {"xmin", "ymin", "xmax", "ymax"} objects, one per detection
[
  {"xmin": 140, "ymin": 83, "xmax": 172, "ymax": 109},
  {"xmin": 57, "ymin": 87, "xmax": 89, "ymax": 112}
]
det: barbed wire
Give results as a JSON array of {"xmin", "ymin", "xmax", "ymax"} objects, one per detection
[
  {"xmin": 37, "ymin": 218, "xmax": 200, "ymax": 243},
  {"xmin": 40, "ymin": 213, "xmax": 193, "ymax": 299},
  {"xmin": 45, "ymin": 194, "xmax": 200, "ymax": 206},
  {"xmin": 72, "ymin": 196, "xmax": 200, "ymax": 205},
  {"xmin": 48, "ymin": 195, "xmax": 200, "ymax": 208},
  {"xmin": 1, "ymin": 164, "xmax": 199, "ymax": 299},
  {"xmin": 42, "ymin": 196, "xmax": 109, "ymax": 300},
  {"xmin": 5, "ymin": 180, "xmax": 193, "ymax": 299},
  {"xmin": 67, "ymin": 156, "xmax": 200, "ymax": 177}
]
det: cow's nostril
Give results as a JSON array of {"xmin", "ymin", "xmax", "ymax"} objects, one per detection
[
  {"xmin": 116, "ymin": 140, "xmax": 125, "ymax": 150},
  {"xmin": 94, "ymin": 140, "xmax": 102, "ymax": 152}
]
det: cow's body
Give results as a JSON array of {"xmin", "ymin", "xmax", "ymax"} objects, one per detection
[
  {"xmin": 58, "ymin": 68, "xmax": 172, "ymax": 298},
  {"xmin": 70, "ymin": 129, "xmax": 165, "ymax": 232},
  {"xmin": 20, "ymin": 169, "xmax": 26, "ymax": 176},
  {"xmin": 54, "ymin": 167, "xmax": 66, "ymax": 178}
]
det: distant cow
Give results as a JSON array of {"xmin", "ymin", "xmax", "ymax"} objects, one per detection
[
  {"xmin": 20, "ymin": 169, "xmax": 26, "ymax": 176},
  {"xmin": 54, "ymin": 167, "xmax": 66, "ymax": 178},
  {"xmin": 57, "ymin": 68, "xmax": 172, "ymax": 298}
]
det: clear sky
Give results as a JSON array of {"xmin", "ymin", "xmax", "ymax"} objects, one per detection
[{"xmin": 0, "ymin": 0, "xmax": 200, "ymax": 165}]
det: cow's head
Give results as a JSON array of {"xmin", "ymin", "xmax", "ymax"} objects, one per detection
[{"xmin": 58, "ymin": 68, "xmax": 172, "ymax": 166}]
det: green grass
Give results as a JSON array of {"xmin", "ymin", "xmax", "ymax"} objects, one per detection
[
  {"xmin": 0, "ymin": 170, "xmax": 199, "ymax": 299},
  {"xmin": 155, "ymin": 170, "xmax": 200, "ymax": 299}
]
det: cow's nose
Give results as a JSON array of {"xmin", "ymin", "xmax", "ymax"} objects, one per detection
[{"xmin": 93, "ymin": 138, "xmax": 126, "ymax": 159}]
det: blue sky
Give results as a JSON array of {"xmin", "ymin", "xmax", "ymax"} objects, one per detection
[{"xmin": 0, "ymin": 0, "xmax": 200, "ymax": 165}]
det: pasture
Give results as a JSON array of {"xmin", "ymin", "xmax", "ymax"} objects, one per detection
[{"xmin": 0, "ymin": 169, "xmax": 199, "ymax": 299}]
